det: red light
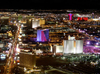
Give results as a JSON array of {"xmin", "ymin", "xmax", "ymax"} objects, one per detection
[
  {"xmin": 77, "ymin": 17, "xmax": 88, "ymax": 21},
  {"xmin": 83, "ymin": 17, "xmax": 88, "ymax": 21},
  {"xmin": 17, "ymin": 60, "xmax": 20, "ymax": 62}
]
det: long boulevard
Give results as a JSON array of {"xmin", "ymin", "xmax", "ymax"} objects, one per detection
[{"xmin": 3, "ymin": 23, "xmax": 20, "ymax": 74}]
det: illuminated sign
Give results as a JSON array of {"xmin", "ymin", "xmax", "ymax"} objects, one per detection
[{"xmin": 77, "ymin": 17, "xmax": 88, "ymax": 21}]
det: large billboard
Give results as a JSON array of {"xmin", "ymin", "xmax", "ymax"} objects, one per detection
[
  {"xmin": 37, "ymin": 29, "xmax": 49, "ymax": 42},
  {"xmin": 63, "ymin": 40, "xmax": 83, "ymax": 54}
]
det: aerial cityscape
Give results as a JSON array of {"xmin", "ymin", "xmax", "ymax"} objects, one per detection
[{"xmin": 0, "ymin": 9, "xmax": 100, "ymax": 74}]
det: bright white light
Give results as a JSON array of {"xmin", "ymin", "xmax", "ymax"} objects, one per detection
[
  {"xmin": 32, "ymin": 19, "xmax": 40, "ymax": 28},
  {"xmin": 18, "ymin": 35, "xmax": 22, "ymax": 37},
  {"xmin": 18, "ymin": 38, "xmax": 21, "ymax": 41},
  {"xmin": 24, "ymin": 50, "xmax": 30, "ymax": 52},
  {"xmin": 35, "ymin": 49, "xmax": 43, "ymax": 55},
  {"xmin": 14, "ymin": 57, "xmax": 16, "ymax": 60},
  {"xmin": 1, "ymin": 56, "xmax": 6, "ymax": 60},
  {"xmin": 93, "ymin": 19, "xmax": 98, "ymax": 21},
  {"xmin": 21, "ymin": 24, "xmax": 23, "ymax": 27},
  {"xmin": 90, "ymin": 61, "xmax": 97, "ymax": 65},
  {"xmin": 56, "ymin": 46, "xmax": 63, "ymax": 53},
  {"xmin": 16, "ymin": 48, "xmax": 20, "ymax": 53},
  {"xmin": 50, "ymin": 46, "xmax": 52, "ymax": 52},
  {"xmin": 17, "ymin": 63, "xmax": 20, "ymax": 65},
  {"xmin": 24, "ymin": 67, "xmax": 27, "ymax": 72},
  {"xmin": 63, "ymin": 18, "xmax": 65, "ymax": 20},
  {"xmin": 1, "ymin": 54, "xmax": 6, "ymax": 60},
  {"xmin": 91, "ymin": 35, "xmax": 93, "ymax": 36},
  {"xmin": 19, "ymin": 21, "xmax": 21, "ymax": 23},
  {"xmin": 96, "ymin": 43, "xmax": 99, "ymax": 45},
  {"xmin": 87, "ymin": 41, "xmax": 90, "ymax": 44}
]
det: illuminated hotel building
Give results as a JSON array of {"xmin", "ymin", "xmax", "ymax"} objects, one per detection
[
  {"xmin": 20, "ymin": 52, "xmax": 36, "ymax": 68},
  {"xmin": 50, "ymin": 45, "xmax": 63, "ymax": 53},
  {"xmin": 39, "ymin": 18, "xmax": 45, "ymax": 26},
  {"xmin": 37, "ymin": 29, "xmax": 49, "ymax": 42},
  {"xmin": 63, "ymin": 40, "xmax": 83, "ymax": 54},
  {"xmin": 32, "ymin": 18, "xmax": 40, "ymax": 28}
]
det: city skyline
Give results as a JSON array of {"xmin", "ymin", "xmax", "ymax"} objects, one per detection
[{"xmin": 0, "ymin": 9, "xmax": 100, "ymax": 73}]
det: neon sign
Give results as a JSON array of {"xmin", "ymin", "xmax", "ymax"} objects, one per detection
[{"xmin": 78, "ymin": 17, "xmax": 88, "ymax": 21}]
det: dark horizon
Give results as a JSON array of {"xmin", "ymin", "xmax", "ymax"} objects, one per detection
[{"xmin": 0, "ymin": 0, "xmax": 100, "ymax": 10}]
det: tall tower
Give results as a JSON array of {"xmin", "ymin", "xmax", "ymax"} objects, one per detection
[{"xmin": 68, "ymin": 13, "xmax": 73, "ymax": 20}]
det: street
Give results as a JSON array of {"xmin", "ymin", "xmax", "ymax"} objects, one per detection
[{"xmin": 3, "ymin": 24, "xmax": 20, "ymax": 74}]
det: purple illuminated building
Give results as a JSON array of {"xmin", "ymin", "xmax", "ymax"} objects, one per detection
[
  {"xmin": 83, "ymin": 46, "xmax": 100, "ymax": 54},
  {"xmin": 83, "ymin": 40, "xmax": 100, "ymax": 54},
  {"xmin": 37, "ymin": 29, "xmax": 49, "ymax": 42}
]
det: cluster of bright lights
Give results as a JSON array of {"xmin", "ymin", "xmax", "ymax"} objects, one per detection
[
  {"xmin": 21, "ymin": 24, "xmax": 23, "ymax": 27},
  {"xmin": 16, "ymin": 48, "xmax": 20, "ymax": 53},
  {"xmin": 18, "ymin": 38, "xmax": 21, "ymax": 41},
  {"xmin": 18, "ymin": 35, "xmax": 22, "ymax": 37},
  {"xmin": 20, "ymin": 29, "xmax": 22, "ymax": 33},
  {"xmin": 84, "ymin": 46, "xmax": 100, "ymax": 54},
  {"xmin": 0, "ymin": 54, "xmax": 6, "ymax": 60}
]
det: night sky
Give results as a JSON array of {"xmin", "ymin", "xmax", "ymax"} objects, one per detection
[{"xmin": 1, "ymin": 0, "xmax": 100, "ymax": 9}]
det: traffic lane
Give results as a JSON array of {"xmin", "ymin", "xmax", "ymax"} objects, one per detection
[{"xmin": 9, "ymin": 27, "xmax": 19, "ymax": 74}]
